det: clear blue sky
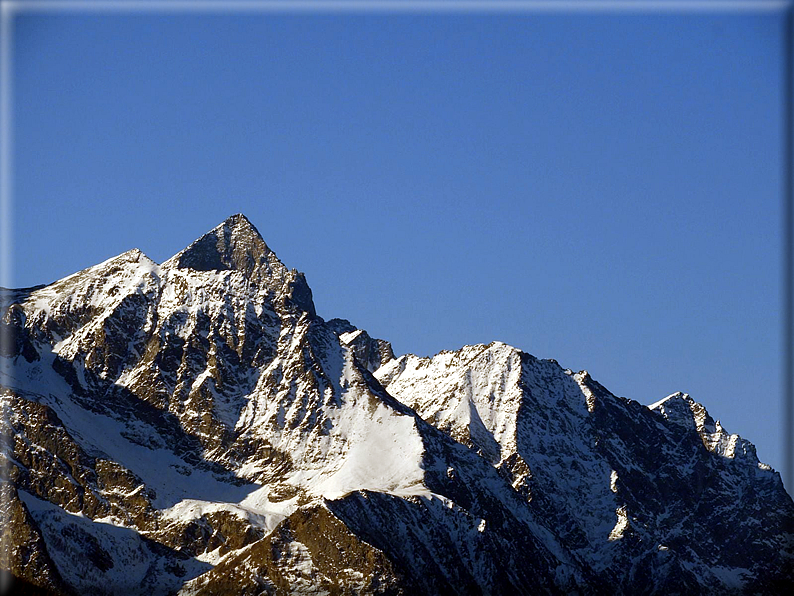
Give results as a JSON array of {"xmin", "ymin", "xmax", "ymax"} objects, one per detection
[{"xmin": 9, "ymin": 5, "xmax": 789, "ymax": 488}]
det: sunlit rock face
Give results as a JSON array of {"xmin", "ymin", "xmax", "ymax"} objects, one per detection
[{"xmin": 1, "ymin": 215, "xmax": 792, "ymax": 595}]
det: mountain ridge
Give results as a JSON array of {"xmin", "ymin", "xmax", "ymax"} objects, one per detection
[{"xmin": 1, "ymin": 214, "xmax": 791, "ymax": 595}]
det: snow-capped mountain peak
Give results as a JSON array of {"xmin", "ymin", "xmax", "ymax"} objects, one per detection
[
  {"xmin": 163, "ymin": 213, "xmax": 277, "ymax": 276},
  {"xmin": 1, "ymin": 214, "xmax": 791, "ymax": 596}
]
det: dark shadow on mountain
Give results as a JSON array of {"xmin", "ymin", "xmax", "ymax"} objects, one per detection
[
  {"xmin": 0, "ymin": 571, "xmax": 66, "ymax": 596},
  {"xmin": 327, "ymin": 490, "xmax": 594, "ymax": 596}
]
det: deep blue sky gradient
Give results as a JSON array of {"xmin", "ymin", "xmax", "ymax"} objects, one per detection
[{"xmin": 11, "ymin": 9, "xmax": 788, "ymax": 486}]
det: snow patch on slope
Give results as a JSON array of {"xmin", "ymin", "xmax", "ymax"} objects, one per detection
[
  {"xmin": 290, "ymin": 347, "xmax": 427, "ymax": 500},
  {"xmin": 20, "ymin": 490, "xmax": 210, "ymax": 596}
]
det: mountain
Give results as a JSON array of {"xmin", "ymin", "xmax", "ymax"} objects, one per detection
[{"xmin": 1, "ymin": 214, "xmax": 791, "ymax": 595}]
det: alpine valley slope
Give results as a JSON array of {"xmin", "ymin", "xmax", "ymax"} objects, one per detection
[{"xmin": 0, "ymin": 214, "xmax": 791, "ymax": 595}]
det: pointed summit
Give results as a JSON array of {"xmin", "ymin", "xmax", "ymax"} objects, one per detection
[
  {"xmin": 163, "ymin": 214, "xmax": 278, "ymax": 277},
  {"xmin": 162, "ymin": 214, "xmax": 316, "ymax": 315}
]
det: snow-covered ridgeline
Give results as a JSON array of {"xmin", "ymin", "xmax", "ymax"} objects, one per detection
[{"xmin": 3, "ymin": 214, "xmax": 792, "ymax": 595}]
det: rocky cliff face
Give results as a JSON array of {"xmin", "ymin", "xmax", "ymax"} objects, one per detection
[{"xmin": 1, "ymin": 214, "xmax": 791, "ymax": 595}]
